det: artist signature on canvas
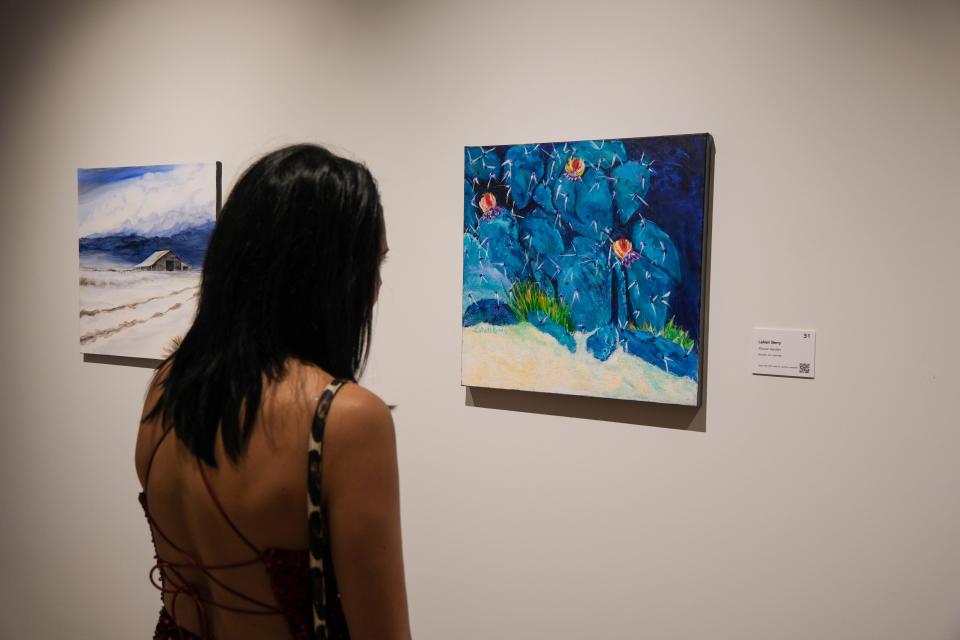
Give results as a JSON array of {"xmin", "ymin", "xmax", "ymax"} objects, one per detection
[{"xmin": 472, "ymin": 326, "xmax": 506, "ymax": 335}]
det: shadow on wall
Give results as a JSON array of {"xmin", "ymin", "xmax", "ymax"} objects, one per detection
[
  {"xmin": 465, "ymin": 385, "xmax": 707, "ymax": 431},
  {"xmin": 464, "ymin": 138, "xmax": 717, "ymax": 434},
  {"xmin": 83, "ymin": 353, "xmax": 162, "ymax": 370}
]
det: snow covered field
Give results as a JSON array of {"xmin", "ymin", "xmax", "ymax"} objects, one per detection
[
  {"xmin": 462, "ymin": 323, "xmax": 698, "ymax": 405},
  {"xmin": 79, "ymin": 268, "xmax": 200, "ymax": 359}
]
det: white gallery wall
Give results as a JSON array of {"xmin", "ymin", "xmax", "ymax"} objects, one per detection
[{"xmin": 1, "ymin": 0, "xmax": 958, "ymax": 637}]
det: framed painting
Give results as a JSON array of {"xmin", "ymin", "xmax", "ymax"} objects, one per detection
[
  {"xmin": 462, "ymin": 134, "xmax": 713, "ymax": 405},
  {"xmin": 78, "ymin": 162, "xmax": 221, "ymax": 360}
]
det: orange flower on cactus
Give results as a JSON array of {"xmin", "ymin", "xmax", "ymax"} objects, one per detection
[
  {"xmin": 478, "ymin": 192, "xmax": 501, "ymax": 220},
  {"xmin": 612, "ymin": 237, "xmax": 641, "ymax": 267},
  {"xmin": 564, "ymin": 156, "xmax": 586, "ymax": 179},
  {"xmin": 612, "ymin": 238, "xmax": 633, "ymax": 260},
  {"xmin": 479, "ymin": 192, "xmax": 497, "ymax": 212}
]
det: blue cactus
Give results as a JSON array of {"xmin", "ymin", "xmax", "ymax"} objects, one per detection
[
  {"xmin": 631, "ymin": 219, "xmax": 681, "ymax": 282},
  {"xmin": 527, "ymin": 310, "xmax": 576, "ymax": 353},
  {"xmin": 546, "ymin": 140, "xmax": 628, "ymax": 178},
  {"xmin": 464, "ymin": 147, "xmax": 500, "ymax": 182},
  {"xmin": 570, "ymin": 168, "xmax": 614, "ymax": 241},
  {"xmin": 587, "ymin": 324, "xmax": 620, "ymax": 362},
  {"xmin": 463, "ymin": 299, "xmax": 518, "ymax": 327},
  {"xmin": 532, "ymin": 182, "xmax": 556, "ymax": 213},
  {"xmin": 621, "ymin": 329, "xmax": 698, "ymax": 380},
  {"xmin": 612, "ymin": 160, "xmax": 653, "ymax": 224},
  {"xmin": 623, "ymin": 260, "xmax": 675, "ymax": 331},
  {"xmin": 463, "ymin": 232, "xmax": 514, "ymax": 312},
  {"xmin": 556, "ymin": 254, "xmax": 610, "ymax": 332},
  {"xmin": 477, "ymin": 212, "xmax": 523, "ymax": 280},
  {"xmin": 464, "ymin": 179, "xmax": 477, "ymax": 231},
  {"xmin": 504, "ymin": 145, "xmax": 545, "ymax": 209},
  {"xmin": 519, "ymin": 208, "xmax": 564, "ymax": 256}
]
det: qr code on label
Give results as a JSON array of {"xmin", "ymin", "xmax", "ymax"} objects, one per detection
[{"xmin": 798, "ymin": 363, "xmax": 811, "ymax": 374}]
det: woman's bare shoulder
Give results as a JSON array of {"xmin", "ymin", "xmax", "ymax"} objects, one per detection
[
  {"xmin": 280, "ymin": 359, "xmax": 391, "ymax": 430},
  {"xmin": 325, "ymin": 382, "xmax": 395, "ymax": 444},
  {"xmin": 252, "ymin": 360, "xmax": 333, "ymax": 450},
  {"xmin": 319, "ymin": 382, "xmax": 408, "ymax": 638},
  {"xmin": 318, "ymin": 381, "xmax": 397, "ymax": 508}
]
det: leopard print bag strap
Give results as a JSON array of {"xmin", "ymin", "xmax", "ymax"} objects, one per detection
[{"xmin": 307, "ymin": 378, "xmax": 349, "ymax": 640}]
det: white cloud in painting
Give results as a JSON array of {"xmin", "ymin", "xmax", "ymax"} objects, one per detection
[{"xmin": 79, "ymin": 163, "xmax": 216, "ymax": 238}]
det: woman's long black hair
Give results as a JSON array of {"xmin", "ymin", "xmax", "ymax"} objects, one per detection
[{"xmin": 144, "ymin": 144, "xmax": 385, "ymax": 467}]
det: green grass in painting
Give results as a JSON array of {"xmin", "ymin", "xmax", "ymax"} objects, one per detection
[
  {"xmin": 642, "ymin": 317, "xmax": 696, "ymax": 352},
  {"xmin": 507, "ymin": 280, "xmax": 574, "ymax": 332}
]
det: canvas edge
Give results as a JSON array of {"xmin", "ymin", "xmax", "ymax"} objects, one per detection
[{"xmin": 694, "ymin": 133, "xmax": 715, "ymax": 408}]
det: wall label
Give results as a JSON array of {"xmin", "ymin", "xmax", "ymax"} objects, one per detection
[{"xmin": 752, "ymin": 327, "xmax": 816, "ymax": 378}]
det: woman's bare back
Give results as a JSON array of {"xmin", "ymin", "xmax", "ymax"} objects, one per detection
[
  {"xmin": 136, "ymin": 362, "xmax": 332, "ymax": 639},
  {"xmin": 137, "ymin": 359, "xmax": 410, "ymax": 639}
]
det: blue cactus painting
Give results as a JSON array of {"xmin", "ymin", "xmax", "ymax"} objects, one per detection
[{"xmin": 462, "ymin": 134, "xmax": 712, "ymax": 405}]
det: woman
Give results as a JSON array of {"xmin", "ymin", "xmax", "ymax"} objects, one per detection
[{"xmin": 135, "ymin": 144, "xmax": 411, "ymax": 639}]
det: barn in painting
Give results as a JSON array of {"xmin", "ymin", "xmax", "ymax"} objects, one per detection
[{"xmin": 133, "ymin": 250, "xmax": 191, "ymax": 272}]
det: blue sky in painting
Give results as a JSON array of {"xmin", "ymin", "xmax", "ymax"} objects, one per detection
[
  {"xmin": 77, "ymin": 163, "xmax": 216, "ymax": 239},
  {"xmin": 76, "ymin": 164, "xmax": 182, "ymax": 196}
]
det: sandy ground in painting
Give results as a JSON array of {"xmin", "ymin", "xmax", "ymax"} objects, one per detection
[
  {"xmin": 462, "ymin": 323, "xmax": 698, "ymax": 405},
  {"xmin": 79, "ymin": 269, "xmax": 199, "ymax": 359}
]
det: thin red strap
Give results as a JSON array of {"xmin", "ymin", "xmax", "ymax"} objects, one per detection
[
  {"xmin": 158, "ymin": 563, "xmax": 275, "ymax": 640},
  {"xmin": 196, "ymin": 460, "xmax": 264, "ymax": 557},
  {"xmin": 141, "ymin": 427, "xmax": 263, "ymax": 567},
  {"xmin": 150, "ymin": 558, "xmax": 282, "ymax": 615},
  {"xmin": 146, "ymin": 504, "xmax": 279, "ymax": 612},
  {"xmin": 142, "ymin": 427, "xmax": 213, "ymax": 562},
  {"xmin": 140, "ymin": 429, "xmax": 296, "ymax": 639},
  {"xmin": 140, "ymin": 426, "xmax": 278, "ymax": 612},
  {"xmin": 142, "ymin": 504, "xmax": 261, "ymax": 569}
]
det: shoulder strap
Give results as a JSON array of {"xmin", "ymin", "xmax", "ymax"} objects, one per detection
[
  {"xmin": 307, "ymin": 377, "xmax": 349, "ymax": 639},
  {"xmin": 308, "ymin": 378, "xmax": 349, "ymax": 507},
  {"xmin": 311, "ymin": 378, "xmax": 349, "ymax": 446}
]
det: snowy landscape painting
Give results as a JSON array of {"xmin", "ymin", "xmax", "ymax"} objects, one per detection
[
  {"xmin": 78, "ymin": 162, "xmax": 220, "ymax": 359},
  {"xmin": 462, "ymin": 134, "xmax": 712, "ymax": 405}
]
